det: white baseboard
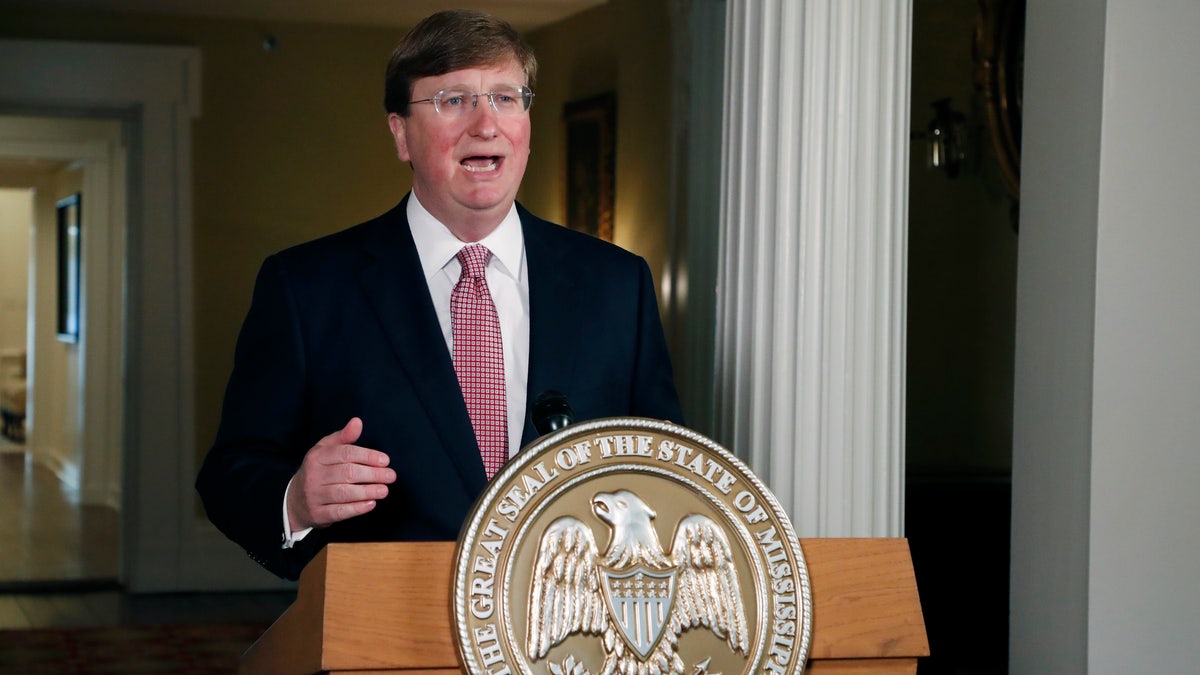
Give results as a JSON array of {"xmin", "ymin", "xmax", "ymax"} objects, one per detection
[
  {"xmin": 33, "ymin": 447, "xmax": 80, "ymax": 491},
  {"xmin": 80, "ymin": 483, "xmax": 121, "ymax": 510}
]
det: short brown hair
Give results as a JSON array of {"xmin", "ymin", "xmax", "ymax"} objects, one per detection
[{"xmin": 384, "ymin": 9, "xmax": 538, "ymax": 116}]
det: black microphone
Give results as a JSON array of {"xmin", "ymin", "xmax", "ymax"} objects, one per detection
[{"xmin": 532, "ymin": 390, "xmax": 574, "ymax": 436}]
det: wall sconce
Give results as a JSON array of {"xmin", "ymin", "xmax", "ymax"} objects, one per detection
[{"xmin": 914, "ymin": 98, "xmax": 967, "ymax": 178}]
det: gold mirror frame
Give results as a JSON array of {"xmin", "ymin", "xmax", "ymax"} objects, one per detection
[{"xmin": 975, "ymin": 0, "xmax": 1025, "ymax": 201}]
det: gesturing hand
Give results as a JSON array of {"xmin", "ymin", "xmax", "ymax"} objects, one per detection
[{"xmin": 286, "ymin": 417, "xmax": 396, "ymax": 532}]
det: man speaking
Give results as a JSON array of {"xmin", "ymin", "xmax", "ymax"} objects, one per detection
[{"xmin": 196, "ymin": 9, "xmax": 682, "ymax": 580}]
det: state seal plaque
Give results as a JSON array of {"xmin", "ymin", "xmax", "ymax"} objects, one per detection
[{"xmin": 453, "ymin": 418, "xmax": 813, "ymax": 675}]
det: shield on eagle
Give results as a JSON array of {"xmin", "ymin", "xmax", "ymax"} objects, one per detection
[{"xmin": 599, "ymin": 567, "xmax": 677, "ymax": 659}]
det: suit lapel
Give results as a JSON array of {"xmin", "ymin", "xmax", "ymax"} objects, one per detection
[
  {"xmin": 521, "ymin": 208, "xmax": 583, "ymax": 445},
  {"xmin": 356, "ymin": 200, "xmax": 487, "ymax": 493}
]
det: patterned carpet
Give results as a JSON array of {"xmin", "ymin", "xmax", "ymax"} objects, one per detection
[{"xmin": 0, "ymin": 622, "xmax": 269, "ymax": 674}]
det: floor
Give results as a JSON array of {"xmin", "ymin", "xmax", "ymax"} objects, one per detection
[
  {"xmin": 0, "ymin": 441, "xmax": 295, "ymax": 630},
  {"xmin": 0, "ymin": 448, "xmax": 118, "ymax": 584}
]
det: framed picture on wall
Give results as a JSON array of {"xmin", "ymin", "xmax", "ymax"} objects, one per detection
[
  {"xmin": 56, "ymin": 192, "xmax": 81, "ymax": 343},
  {"xmin": 563, "ymin": 93, "xmax": 616, "ymax": 241}
]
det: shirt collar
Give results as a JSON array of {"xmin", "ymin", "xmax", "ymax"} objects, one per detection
[{"xmin": 407, "ymin": 191, "xmax": 524, "ymax": 283}]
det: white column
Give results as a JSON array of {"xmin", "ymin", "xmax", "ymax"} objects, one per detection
[{"xmin": 716, "ymin": 0, "xmax": 911, "ymax": 536}]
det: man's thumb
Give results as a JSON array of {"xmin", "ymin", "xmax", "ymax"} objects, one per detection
[{"xmin": 339, "ymin": 416, "xmax": 363, "ymax": 444}]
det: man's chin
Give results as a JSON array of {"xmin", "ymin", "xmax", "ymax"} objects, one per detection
[{"xmin": 456, "ymin": 187, "xmax": 519, "ymax": 213}]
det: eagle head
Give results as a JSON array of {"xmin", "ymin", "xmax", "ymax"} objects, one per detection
[{"xmin": 592, "ymin": 490, "xmax": 670, "ymax": 568}]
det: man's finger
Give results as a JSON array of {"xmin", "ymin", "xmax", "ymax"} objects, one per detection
[
  {"xmin": 324, "ymin": 499, "xmax": 379, "ymax": 525},
  {"xmin": 312, "ymin": 443, "xmax": 391, "ymax": 470},
  {"xmin": 327, "ymin": 482, "xmax": 389, "ymax": 505},
  {"xmin": 332, "ymin": 462, "xmax": 395, "ymax": 487},
  {"xmin": 308, "ymin": 417, "xmax": 390, "ymax": 469}
]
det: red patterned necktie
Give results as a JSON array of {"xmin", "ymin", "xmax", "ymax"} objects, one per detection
[{"xmin": 451, "ymin": 245, "xmax": 508, "ymax": 478}]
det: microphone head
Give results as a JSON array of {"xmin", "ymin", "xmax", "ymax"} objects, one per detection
[{"xmin": 532, "ymin": 390, "xmax": 574, "ymax": 435}]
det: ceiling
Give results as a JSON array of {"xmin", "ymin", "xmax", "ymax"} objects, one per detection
[{"xmin": 2, "ymin": 0, "xmax": 608, "ymax": 32}]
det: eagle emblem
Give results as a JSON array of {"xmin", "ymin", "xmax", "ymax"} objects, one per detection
[{"xmin": 527, "ymin": 490, "xmax": 749, "ymax": 675}]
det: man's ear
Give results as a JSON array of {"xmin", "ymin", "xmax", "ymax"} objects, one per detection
[{"xmin": 387, "ymin": 113, "xmax": 410, "ymax": 161}]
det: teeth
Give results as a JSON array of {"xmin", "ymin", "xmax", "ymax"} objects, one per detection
[{"xmin": 463, "ymin": 159, "xmax": 498, "ymax": 173}]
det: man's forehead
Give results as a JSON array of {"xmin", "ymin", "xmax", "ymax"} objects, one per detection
[{"xmin": 415, "ymin": 59, "xmax": 526, "ymax": 87}]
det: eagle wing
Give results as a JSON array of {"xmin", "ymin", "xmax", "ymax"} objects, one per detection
[
  {"xmin": 669, "ymin": 514, "xmax": 751, "ymax": 654},
  {"xmin": 526, "ymin": 516, "xmax": 608, "ymax": 659}
]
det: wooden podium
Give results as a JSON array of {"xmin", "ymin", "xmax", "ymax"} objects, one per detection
[{"xmin": 241, "ymin": 539, "xmax": 927, "ymax": 674}]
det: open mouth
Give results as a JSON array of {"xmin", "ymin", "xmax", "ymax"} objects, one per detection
[{"xmin": 462, "ymin": 156, "xmax": 500, "ymax": 173}]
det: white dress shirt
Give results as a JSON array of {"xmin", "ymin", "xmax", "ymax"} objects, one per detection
[
  {"xmin": 407, "ymin": 191, "xmax": 530, "ymax": 456},
  {"xmin": 283, "ymin": 193, "xmax": 530, "ymax": 548}
]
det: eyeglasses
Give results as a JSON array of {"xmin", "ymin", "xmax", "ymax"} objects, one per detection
[{"xmin": 409, "ymin": 85, "xmax": 535, "ymax": 117}]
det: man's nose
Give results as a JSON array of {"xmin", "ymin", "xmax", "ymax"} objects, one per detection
[{"xmin": 467, "ymin": 96, "xmax": 499, "ymax": 136}]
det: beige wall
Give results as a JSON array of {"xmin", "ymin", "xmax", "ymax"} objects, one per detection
[
  {"xmin": 36, "ymin": 166, "xmax": 84, "ymax": 480},
  {"xmin": 522, "ymin": 0, "xmax": 674, "ymax": 291},
  {"xmin": 0, "ymin": 188, "xmax": 31, "ymax": 351},
  {"xmin": 0, "ymin": 2, "xmax": 675, "ymax": 467}
]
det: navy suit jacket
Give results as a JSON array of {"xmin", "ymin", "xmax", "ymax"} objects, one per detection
[{"xmin": 196, "ymin": 197, "xmax": 682, "ymax": 579}]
